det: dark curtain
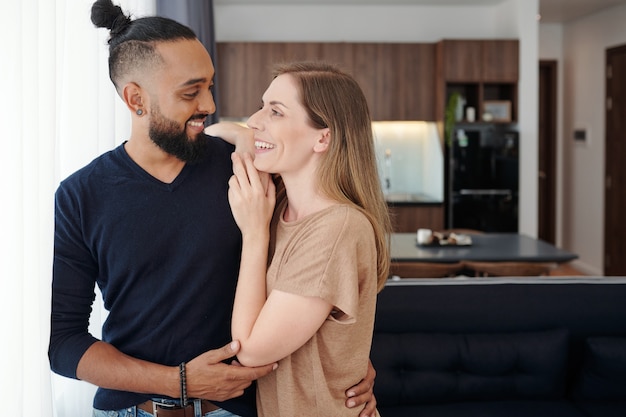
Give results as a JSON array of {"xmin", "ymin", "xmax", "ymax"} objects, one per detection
[{"xmin": 156, "ymin": 0, "xmax": 220, "ymax": 123}]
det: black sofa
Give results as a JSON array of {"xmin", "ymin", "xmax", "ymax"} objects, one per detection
[{"xmin": 371, "ymin": 277, "xmax": 626, "ymax": 417}]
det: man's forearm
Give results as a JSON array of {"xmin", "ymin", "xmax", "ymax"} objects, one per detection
[{"xmin": 76, "ymin": 341, "xmax": 179, "ymax": 398}]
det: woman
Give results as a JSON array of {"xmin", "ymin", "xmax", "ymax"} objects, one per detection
[{"xmin": 208, "ymin": 61, "xmax": 390, "ymax": 416}]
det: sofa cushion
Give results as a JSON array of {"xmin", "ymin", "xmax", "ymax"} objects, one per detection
[
  {"xmin": 573, "ymin": 401, "xmax": 626, "ymax": 417},
  {"xmin": 371, "ymin": 328, "xmax": 569, "ymax": 406},
  {"xmin": 573, "ymin": 337, "xmax": 626, "ymax": 400},
  {"xmin": 378, "ymin": 400, "xmax": 584, "ymax": 417}
]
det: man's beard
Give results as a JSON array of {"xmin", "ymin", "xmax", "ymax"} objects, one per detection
[{"xmin": 149, "ymin": 106, "xmax": 210, "ymax": 163}]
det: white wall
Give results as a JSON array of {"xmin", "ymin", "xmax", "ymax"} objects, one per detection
[
  {"xmin": 216, "ymin": 4, "xmax": 513, "ymax": 42},
  {"xmin": 215, "ymin": 0, "xmax": 540, "ymax": 237},
  {"xmin": 542, "ymin": 4, "xmax": 626, "ymax": 275},
  {"xmin": 538, "ymin": 24, "xmax": 564, "ymax": 250},
  {"xmin": 510, "ymin": 1, "xmax": 539, "ymax": 236}
]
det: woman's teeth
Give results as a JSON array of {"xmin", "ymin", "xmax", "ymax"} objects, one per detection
[{"xmin": 255, "ymin": 141, "xmax": 275, "ymax": 149}]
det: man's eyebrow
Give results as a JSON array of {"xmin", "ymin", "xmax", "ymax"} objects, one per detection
[{"xmin": 179, "ymin": 77, "xmax": 210, "ymax": 88}]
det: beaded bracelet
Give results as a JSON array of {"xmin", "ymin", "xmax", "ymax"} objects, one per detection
[{"xmin": 179, "ymin": 362, "xmax": 188, "ymax": 406}]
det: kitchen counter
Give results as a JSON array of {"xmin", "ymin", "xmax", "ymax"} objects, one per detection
[
  {"xmin": 386, "ymin": 196, "xmax": 444, "ymax": 232},
  {"xmin": 391, "ymin": 232, "xmax": 578, "ymax": 263},
  {"xmin": 385, "ymin": 192, "xmax": 443, "ymax": 206}
]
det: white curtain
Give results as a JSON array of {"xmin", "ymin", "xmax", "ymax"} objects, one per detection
[{"xmin": 0, "ymin": 1, "xmax": 155, "ymax": 416}]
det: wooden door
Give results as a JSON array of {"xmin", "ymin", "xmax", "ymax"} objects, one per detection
[
  {"xmin": 538, "ymin": 61, "xmax": 557, "ymax": 244},
  {"xmin": 604, "ymin": 45, "xmax": 626, "ymax": 275}
]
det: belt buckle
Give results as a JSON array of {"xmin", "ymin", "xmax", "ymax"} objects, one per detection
[{"xmin": 151, "ymin": 399, "xmax": 182, "ymax": 417}]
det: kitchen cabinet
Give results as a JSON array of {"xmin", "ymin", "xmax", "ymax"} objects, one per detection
[
  {"xmin": 482, "ymin": 40, "xmax": 519, "ymax": 82},
  {"xmin": 438, "ymin": 40, "xmax": 518, "ymax": 82},
  {"xmin": 216, "ymin": 42, "xmax": 436, "ymax": 121},
  {"xmin": 438, "ymin": 40, "xmax": 483, "ymax": 82},
  {"xmin": 436, "ymin": 39, "xmax": 519, "ymax": 122},
  {"xmin": 215, "ymin": 42, "xmax": 302, "ymax": 118},
  {"xmin": 388, "ymin": 204, "xmax": 444, "ymax": 233},
  {"xmin": 436, "ymin": 39, "xmax": 520, "ymax": 232},
  {"xmin": 352, "ymin": 43, "xmax": 436, "ymax": 120}
]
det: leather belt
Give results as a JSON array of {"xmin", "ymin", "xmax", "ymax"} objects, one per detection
[{"xmin": 137, "ymin": 400, "xmax": 219, "ymax": 416}]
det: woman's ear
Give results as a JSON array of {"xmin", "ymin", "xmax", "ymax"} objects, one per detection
[{"xmin": 313, "ymin": 128, "xmax": 331, "ymax": 153}]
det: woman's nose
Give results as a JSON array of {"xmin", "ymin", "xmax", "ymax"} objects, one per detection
[{"xmin": 246, "ymin": 109, "xmax": 261, "ymax": 130}]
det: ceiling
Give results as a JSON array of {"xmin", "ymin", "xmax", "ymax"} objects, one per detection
[
  {"xmin": 538, "ymin": 0, "xmax": 626, "ymax": 23},
  {"xmin": 215, "ymin": 0, "xmax": 626, "ymax": 23}
]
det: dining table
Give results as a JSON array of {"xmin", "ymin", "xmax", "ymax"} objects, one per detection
[{"xmin": 390, "ymin": 232, "xmax": 578, "ymax": 264}]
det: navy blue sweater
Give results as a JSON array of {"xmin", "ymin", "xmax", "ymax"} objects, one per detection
[{"xmin": 50, "ymin": 139, "xmax": 255, "ymax": 415}]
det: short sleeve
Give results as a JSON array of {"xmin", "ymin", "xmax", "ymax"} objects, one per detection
[{"xmin": 270, "ymin": 206, "xmax": 376, "ymax": 323}]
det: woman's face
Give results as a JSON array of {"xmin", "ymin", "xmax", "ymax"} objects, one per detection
[{"xmin": 246, "ymin": 74, "xmax": 328, "ymax": 175}]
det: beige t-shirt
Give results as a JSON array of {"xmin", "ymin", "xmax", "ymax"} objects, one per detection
[{"xmin": 256, "ymin": 203, "xmax": 379, "ymax": 417}]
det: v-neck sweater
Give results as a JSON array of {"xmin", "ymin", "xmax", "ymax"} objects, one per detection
[{"xmin": 50, "ymin": 140, "xmax": 255, "ymax": 415}]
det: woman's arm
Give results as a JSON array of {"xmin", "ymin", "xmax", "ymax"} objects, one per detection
[
  {"xmin": 227, "ymin": 153, "xmax": 333, "ymax": 367},
  {"xmin": 234, "ymin": 290, "xmax": 333, "ymax": 367}
]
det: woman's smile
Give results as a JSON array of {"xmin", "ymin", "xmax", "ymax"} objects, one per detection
[{"xmin": 255, "ymin": 140, "xmax": 275, "ymax": 152}]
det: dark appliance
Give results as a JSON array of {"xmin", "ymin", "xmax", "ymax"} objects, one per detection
[{"xmin": 447, "ymin": 124, "xmax": 518, "ymax": 232}]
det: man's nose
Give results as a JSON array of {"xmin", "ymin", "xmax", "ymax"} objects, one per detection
[{"xmin": 199, "ymin": 90, "xmax": 217, "ymax": 115}]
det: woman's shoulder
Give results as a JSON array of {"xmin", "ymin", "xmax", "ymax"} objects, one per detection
[{"xmin": 308, "ymin": 204, "xmax": 373, "ymax": 238}]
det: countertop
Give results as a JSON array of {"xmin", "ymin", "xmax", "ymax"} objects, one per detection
[
  {"xmin": 385, "ymin": 192, "xmax": 443, "ymax": 206},
  {"xmin": 391, "ymin": 232, "xmax": 579, "ymax": 263}
]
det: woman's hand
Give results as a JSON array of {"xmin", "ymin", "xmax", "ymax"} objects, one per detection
[
  {"xmin": 205, "ymin": 122, "xmax": 255, "ymax": 155},
  {"xmin": 228, "ymin": 152, "xmax": 275, "ymax": 236}
]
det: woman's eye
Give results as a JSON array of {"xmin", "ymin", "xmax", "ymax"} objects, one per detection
[{"xmin": 271, "ymin": 109, "xmax": 281, "ymax": 116}]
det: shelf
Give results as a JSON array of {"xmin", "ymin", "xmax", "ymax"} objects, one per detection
[{"xmin": 446, "ymin": 82, "xmax": 517, "ymax": 123}]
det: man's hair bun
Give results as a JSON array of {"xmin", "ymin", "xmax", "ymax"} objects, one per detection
[{"xmin": 91, "ymin": 0, "xmax": 131, "ymax": 36}]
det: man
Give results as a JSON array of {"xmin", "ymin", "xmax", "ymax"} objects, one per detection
[{"xmin": 49, "ymin": 1, "xmax": 376, "ymax": 416}]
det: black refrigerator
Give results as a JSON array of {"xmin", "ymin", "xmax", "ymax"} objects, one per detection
[{"xmin": 446, "ymin": 124, "xmax": 519, "ymax": 232}]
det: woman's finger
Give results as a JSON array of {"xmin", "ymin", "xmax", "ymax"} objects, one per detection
[
  {"xmin": 241, "ymin": 153, "xmax": 259, "ymax": 185},
  {"xmin": 231, "ymin": 152, "xmax": 252, "ymax": 189}
]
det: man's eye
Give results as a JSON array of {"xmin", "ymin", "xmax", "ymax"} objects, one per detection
[{"xmin": 184, "ymin": 92, "xmax": 199, "ymax": 99}]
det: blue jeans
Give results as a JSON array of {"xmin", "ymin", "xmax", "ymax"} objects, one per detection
[{"xmin": 93, "ymin": 399, "xmax": 241, "ymax": 417}]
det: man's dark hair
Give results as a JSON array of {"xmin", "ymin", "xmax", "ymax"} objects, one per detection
[{"xmin": 91, "ymin": 0, "xmax": 197, "ymax": 90}]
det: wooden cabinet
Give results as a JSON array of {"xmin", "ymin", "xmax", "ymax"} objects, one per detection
[
  {"xmin": 438, "ymin": 39, "xmax": 518, "ymax": 82},
  {"xmin": 439, "ymin": 40, "xmax": 483, "ymax": 81},
  {"xmin": 388, "ymin": 204, "xmax": 444, "ymax": 233},
  {"xmin": 352, "ymin": 43, "xmax": 436, "ymax": 120},
  {"xmin": 436, "ymin": 39, "xmax": 519, "ymax": 122},
  {"xmin": 215, "ymin": 42, "xmax": 310, "ymax": 118},
  {"xmin": 216, "ymin": 42, "xmax": 436, "ymax": 121},
  {"xmin": 482, "ymin": 40, "xmax": 519, "ymax": 82}
]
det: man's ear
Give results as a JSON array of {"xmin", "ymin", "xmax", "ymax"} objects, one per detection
[
  {"xmin": 122, "ymin": 82, "xmax": 145, "ymax": 116},
  {"xmin": 313, "ymin": 128, "xmax": 331, "ymax": 153}
]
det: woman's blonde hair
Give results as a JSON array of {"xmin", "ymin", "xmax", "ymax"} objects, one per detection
[{"xmin": 272, "ymin": 61, "xmax": 391, "ymax": 292}]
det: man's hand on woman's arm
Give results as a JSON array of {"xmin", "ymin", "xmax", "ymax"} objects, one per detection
[
  {"xmin": 345, "ymin": 359, "xmax": 377, "ymax": 417},
  {"xmin": 76, "ymin": 340, "xmax": 276, "ymax": 402}
]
